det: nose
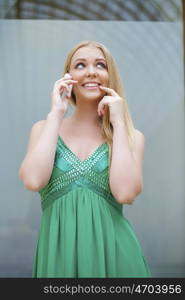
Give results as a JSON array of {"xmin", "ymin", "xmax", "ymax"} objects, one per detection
[{"xmin": 86, "ymin": 65, "xmax": 97, "ymax": 77}]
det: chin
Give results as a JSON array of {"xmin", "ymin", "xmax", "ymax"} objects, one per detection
[
  {"xmin": 81, "ymin": 91, "xmax": 103, "ymax": 100},
  {"xmin": 86, "ymin": 95, "xmax": 102, "ymax": 101}
]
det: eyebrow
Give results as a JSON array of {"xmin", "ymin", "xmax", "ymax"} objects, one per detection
[{"xmin": 73, "ymin": 58, "xmax": 106, "ymax": 63}]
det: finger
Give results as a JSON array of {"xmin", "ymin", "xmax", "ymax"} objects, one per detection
[
  {"xmin": 64, "ymin": 79, "xmax": 78, "ymax": 84},
  {"xmin": 99, "ymin": 85, "xmax": 118, "ymax": 96},
  {"xmin": 53, "ymin": 83, "xmax": 68, "ymax": 94},
  {"xmin": 58, "ymin": 83, "xmax": 69, "ymax": 92},
  {"xmin": 66, "ymin": 84, "xmax": 72, "ymax": 98},
  {"xmin": 56, "ymin": 79, "xmax": 77, "ymax": 85},
  {"xmin": 98, "ymin": 107, "xmax": 105, "ymax": 116},
  {"xmin": 98, "ymin": 102, "xmax": 106, "ymax": 116},
  {"xmin": 58, "ymin": 82, "xmax": 68, "ymax": 89},
  {"xmin": 60, "ymin": 86, "xmax": 71, "ymax": 100}
]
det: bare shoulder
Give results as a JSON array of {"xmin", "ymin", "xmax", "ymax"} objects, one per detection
[
  {"xmin": 133, "ymin": 128, "xmax": 145, "ymax": 159},
  {"xmin": 31, "ymin": 119, "xmax": 46, "ymax": 131},
  {"xmin": 30, "ymin": 119, "xmax": 46, "ymax": 140},
  {"xmin": 132, "ymin": 129, "xmax": 145, "ymax": 191},
  {"xmin": 134, "ymin": 128, "xmax": 145, "ymax": 139},
  {"xmin": 26, "ymin": 120, "xmax": 46, "ymax": 154},
  {"xmin": 29, "ymin": 119, "xmax": 46, "ymax": 139},
  {"xmin": 134, "ymin": 129, "xmax": 145, "ymax": 145}
]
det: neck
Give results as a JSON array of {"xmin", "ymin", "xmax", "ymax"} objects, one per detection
[{"xmin": 70, "ymin": 98, "xmax": 102, "ymax": 128}]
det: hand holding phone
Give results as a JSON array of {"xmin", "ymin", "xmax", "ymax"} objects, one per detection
[{"xmin": 51, "ymin": 73, "xmax": 78, "ymax": 116}]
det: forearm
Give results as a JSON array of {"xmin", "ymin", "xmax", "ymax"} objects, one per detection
[
  {"xmin": 20, "ymin": 112, "xmax": 63, "ymax": 190},
  {"xmin": 109, "ymin": 120, "xmax": 140, "ymax": 204}
]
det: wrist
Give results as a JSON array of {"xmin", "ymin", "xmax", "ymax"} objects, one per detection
[
  {"xmin": 111, "ymin": 118, "xmax": 126, "ymax": 128},
  {"xmin": 47, "ymin": 110, "xmax": 65, "ymax": 122}
]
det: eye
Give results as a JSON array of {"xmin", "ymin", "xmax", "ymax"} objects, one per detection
[
  {"xmin": 75, "ymin": 62, "xmax": 85, "ymax": 69},
  {"xmin": 97, "ymin": 62, "xmax": 107, "ymax": 69}
]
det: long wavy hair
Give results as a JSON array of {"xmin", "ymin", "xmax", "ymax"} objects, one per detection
[{"xmin": 62, "ymin": 40, "xmax": 135, "ymax": 168}]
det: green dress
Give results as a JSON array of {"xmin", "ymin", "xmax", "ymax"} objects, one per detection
[{"xmin": 32, "ymin": 136, "xmax": 151, "ymax": 278}]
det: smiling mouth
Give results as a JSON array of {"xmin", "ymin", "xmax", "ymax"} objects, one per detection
[{"xmin": 82, "ymin": 83, "xmax": 101, "ymax": 89}]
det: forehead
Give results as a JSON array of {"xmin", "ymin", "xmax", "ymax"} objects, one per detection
[{"xmin": 71, "ymin": 46, "xmax": 105, "ymax": 62}]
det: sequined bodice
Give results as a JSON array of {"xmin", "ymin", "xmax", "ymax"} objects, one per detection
[{"xmin": 39, "ymin": 136, "xmax": 122, "ymax": 213}]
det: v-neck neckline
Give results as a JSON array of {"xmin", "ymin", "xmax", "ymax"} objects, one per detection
[{"xmin": 58, "ymin": 136, "xmax": 107, "ymax": 163}]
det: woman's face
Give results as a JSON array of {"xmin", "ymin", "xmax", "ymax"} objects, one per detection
[{"xmin": 69, "ymin": 46, "xmax": 109, "ymax": 102}]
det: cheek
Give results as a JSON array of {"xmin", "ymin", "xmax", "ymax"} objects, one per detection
[
  {"xmin": 70, "ymin": 70, "xmax": 83, "ymax": 81},
  {"xmin": 101, "ymin": 71, "xmax": 109, "ymax": 83},
  {"xmin": 69, "ymin": 71, "xmax": 76, "ymax": 80}
]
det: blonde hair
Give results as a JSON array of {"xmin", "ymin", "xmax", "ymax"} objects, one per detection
[{"xmin": 62, "ymin": 40, "xmax": 135, "ymax": 168}]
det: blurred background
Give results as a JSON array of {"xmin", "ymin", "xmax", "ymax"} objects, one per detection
[{"xmin": 0, "ymin": 0, "xmax": 184, "ymax": 277}]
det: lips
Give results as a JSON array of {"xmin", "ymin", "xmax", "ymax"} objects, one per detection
[{"xmin": 82, "ymin": 82, "xmax": 101, "ymax": 87}]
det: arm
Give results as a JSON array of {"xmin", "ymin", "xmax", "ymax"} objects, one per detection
[
  {"xmin": 109, "ymin": 120, "xmax": 145, "ymax": 205},
  {"xmin": 19, "ymin": 74, "xmax": 77, "ymax": 192},
  {"xmin": 19, "ymin": 111, "xmax": 63, "ymax": 192}
]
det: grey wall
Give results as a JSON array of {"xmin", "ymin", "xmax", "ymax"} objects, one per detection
[{"xmin": 0, "ymin": 20, "xmax": 184, "ymax": 277}]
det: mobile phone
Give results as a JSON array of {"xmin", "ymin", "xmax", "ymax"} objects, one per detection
[{"xmin": 64, "ymin": 73, "xmax": 72, "ymax": 98}]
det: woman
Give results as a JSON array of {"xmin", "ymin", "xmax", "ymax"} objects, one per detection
[{"xmin": 19, "ymin": 40, "xmax": 151, "ymax": 278}]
